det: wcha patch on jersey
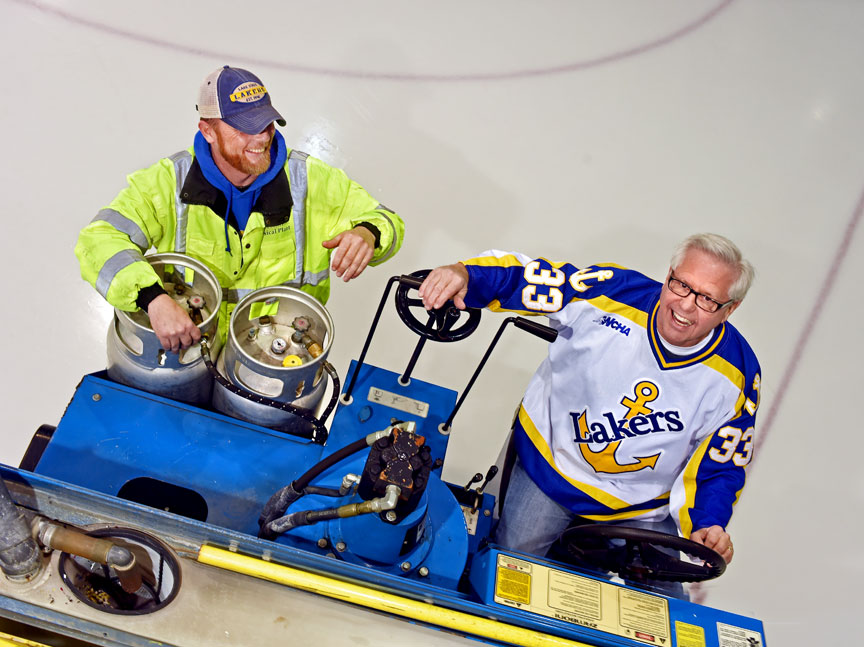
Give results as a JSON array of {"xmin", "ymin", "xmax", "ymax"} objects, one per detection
[{"xmin": 593, "ymin": 314, "xmax": 631, "ymax": 336}]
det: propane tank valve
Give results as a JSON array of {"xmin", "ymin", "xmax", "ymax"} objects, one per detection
[{"xmin": 291, "ymin": 331, "xmax": 323, "ymax": 358}]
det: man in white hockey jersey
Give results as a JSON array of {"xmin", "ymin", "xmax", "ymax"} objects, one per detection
[{"xmin": 418, "ymin": 233, "xmax": 759, "ymax": 587}]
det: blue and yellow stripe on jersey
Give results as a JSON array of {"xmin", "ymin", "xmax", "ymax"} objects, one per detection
[{"xmin": 462, "ymin": 253, "xmax": 656, "ymax": 319}]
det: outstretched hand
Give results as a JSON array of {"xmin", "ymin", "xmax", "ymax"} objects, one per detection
[
  {"xmin": 418, "ymin": 263, "xmax": 469, "ymax": 310},
  {"xmin": 322, "ymin": 226, "xmax": 376, "ymax": 282},
  {"xmin": 147, "ymin": 293, "xmax": 201, "ymax": 352},
  {"xmin": 690, "ymin": 525, "xmax": 734, "ymax": 564}
]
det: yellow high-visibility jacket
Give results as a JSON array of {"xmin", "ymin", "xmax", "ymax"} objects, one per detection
[{"xmin": 76, "ymin": 147, "xmax": 404, "ymax": 311}]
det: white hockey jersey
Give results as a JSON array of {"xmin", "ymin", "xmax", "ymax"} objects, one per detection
[{"xmin": 462, "ymin": 251, "xmax": 761, "ymax": 536}]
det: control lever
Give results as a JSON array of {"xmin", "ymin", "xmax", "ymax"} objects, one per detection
[
  {"xmin": 441, "ymin": 316, "xmax": 558, "ymax": 432},
  {"xmin": 398, "ymin": 275, "xmax": 423, "ymax": 290},
  {"xmin": 512, "ymin": 318, "xmax": 558, "ymax": 343},
  {"xmin": 471, "ymin": 465, "xmax": 499, "ymax": 513},
  {"xmin": 463, "ymin": 472, "xmax": 484, "ymax": 492},
  {"xmin": 475, "ymin": 465, "xmax": 498, "ymax": 496}
]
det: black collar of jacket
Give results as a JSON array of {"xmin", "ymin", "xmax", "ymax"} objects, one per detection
[{"xmin": 179, "ymin": 158, "xmax": 294, "ymax": 229}]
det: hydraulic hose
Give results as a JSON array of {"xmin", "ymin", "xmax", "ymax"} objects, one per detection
[
  {"xmin": 258, "ymin": 429, "xmax": 392, "ymax": 538},
  {"xmin": 303, "ymin": 474, "xmax": 361, "ymax": 499},
  {"xmin": 200, "ymin": 338, "xmax": 333, "ymax": 444},
  {"xmin": 318, "ymin": 361, "xmax": 341, "ymax": 426},
  {"xmin": 0, "ymin": 479, "xmax": 41, "ymax": 581},
  {"xmin": 267, "ymin": 484, "xmax": 401, "ymax": 534},
  {"xmin": 295, "ymin": 437, "xmax": 368, "ymax": 493}
]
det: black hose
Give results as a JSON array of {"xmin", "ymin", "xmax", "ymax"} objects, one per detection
[
  {"xmin": 268, "ymin": 508, "xmax": 345, "ymax": 534},
  {"xmin": 318, "ymin": 362, "xmax": 340, "ymax": 426},
  {"xmin": 201, "ymin": 339, "xmax": 333, "ymax": 444},
  {"xmin": 303, "ymin": 485, "xmax": 347, "ymax": 498},
  {"xmin": 0, "ymin": 479, "xmax": 41, "ymax": 580},
  {"xmin": 258, "ymin": 435, "xmax": 372, "ymax": 538},
  {"xmin": 292, "ymin": 437, "xmax": 369, "ymax": 494}
]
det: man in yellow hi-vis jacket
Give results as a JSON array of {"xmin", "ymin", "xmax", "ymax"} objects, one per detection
[{"xmin": 76, "ymin": 66, "xmax": 404, "ymax": 352}]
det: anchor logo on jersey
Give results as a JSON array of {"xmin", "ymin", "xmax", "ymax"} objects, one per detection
[
  {"xmin": 570, "ymin": 381, "xmax": 683, "ymax": 474},
  {"xmin": 569, "ymin": 267, "xmax": 615, "ymax": 292}
]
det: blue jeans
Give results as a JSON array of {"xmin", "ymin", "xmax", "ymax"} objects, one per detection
[{"xmin": 494, "ymin": 456, "xmax": 687, "ymax": 599}]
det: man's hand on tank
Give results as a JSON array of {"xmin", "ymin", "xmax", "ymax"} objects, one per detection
[
  {"xmin": 323, "ymin": 227, "xmax": 375, "ymax": 282},
  {"xmin": 690, "ymin": 525, "xmax": 734, "ymax": 564},
  {"xmin": 418, "ymin": 264, "xmax": 469, "ymax": 311},
  {"xmin": 147, "ymin": 294, "xmax": 201, "ymax": 352}
]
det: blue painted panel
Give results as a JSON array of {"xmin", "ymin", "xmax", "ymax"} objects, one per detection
[
  {"xmin": 35, "ymin": 373, "xmax": 324, "ymax": 534},
  {"xmin": 326, "ymin": 361, "xmax": 458, "ymax": 464}
]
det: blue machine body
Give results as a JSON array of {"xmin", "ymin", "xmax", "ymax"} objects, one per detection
[
  {"xmin": 29, "ymin": 346, "xmax": 768, "ymax": 646},
  {"xmin": 469, "ymin": 546, "xmax": 766, "ymax": 647},
  {"xmin": 36, "ymin": 371, "xmax": 322, "ymax": 534}
]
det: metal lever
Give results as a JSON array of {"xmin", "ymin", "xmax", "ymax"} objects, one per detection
[
  {"xmin": 512, "ymin": 317, "xmax": 558, "ymax": 343},
  {"xmin": 463, "ymin": 472, "xmax": 483, "ymax": 492},
  {"xmin": 398, "ymin": 274, "xmax": 424, "ymax": 290},
  {"xmin": 475, "ymin": 465, "xmax": 499, "ymax": 496},
  {"xmin": 471, "ymin": 465, "xmax": 500, "ymax": 513},
  {"xmin": 441, "ymin": 316, "xmax": 558, "ymax": 432}
]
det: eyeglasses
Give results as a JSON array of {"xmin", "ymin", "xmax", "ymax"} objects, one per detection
[{"xmin": 667, "ymin": 276, "xmax": 733, "ymax": 313}]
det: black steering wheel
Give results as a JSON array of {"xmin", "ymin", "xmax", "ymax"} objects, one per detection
[
  {"xmin": 560, "ymin": 524, "xmax": 726, "ymax": 583},
  {"xmin": 395, "ymin": 269, "xmax": 481, "ymax": 342}
]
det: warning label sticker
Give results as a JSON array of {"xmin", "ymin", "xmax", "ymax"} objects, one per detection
[
  {"xmin": 495, "ymin": 562, "xmax": 532, "ymax": 605},
  {"xmin": 492, "ymin": 553, "xmax": 669, "ymax": 644},
  {"xmin": 548, "ymin": 570, "xmax": 602, "ymax": 619},
  {"xmin": 675, "ymin": 621, "xmax": 706, "ymax": 647},
  {"xmin": 367, "ymin": 387, "xmax": 429, "ymax": 417},
  {"xmin": 460, "ymin": 506, "xmax": 479, "ymax": 535},
  {"xmin": 717, "ymin": 622, "xmax": 763, "ymax": 646},
  {"xmin": 619, "ymin": 588, "xmax": 669, "ymax": 640}
]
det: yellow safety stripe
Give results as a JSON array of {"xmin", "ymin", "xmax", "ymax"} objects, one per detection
[
  {"xmin": 198, "ymin": 545, "xmax": 593, "ymax": 647},
  {"xmin": 0, "ymin": 631, "xmax": 53, "ymax": 647}
]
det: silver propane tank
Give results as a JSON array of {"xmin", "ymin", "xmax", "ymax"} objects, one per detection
[
  {"xmin": 106, "ymin": 253, "xmax": 222, "ymax": 405},
  {"xmin": 211, "ymin": 286, "xmax": 334, "ymax": 434}
]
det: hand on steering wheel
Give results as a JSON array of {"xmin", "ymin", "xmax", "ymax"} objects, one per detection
[
  {"xmin": 395, "ymin": 270, "xmax": 481, "ymax": 342},
  {"xmin": 561, "ymin": 524, "xmax": 727, "ymax": 583}
]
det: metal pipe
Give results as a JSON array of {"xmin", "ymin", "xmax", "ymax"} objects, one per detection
[
  {"xmin": 0, "ymin": 478, "xmax": 41, "ymax": 581},
  {"xmin": 34, "ymin": 519, "xmax": 141, "ymax": 593},
  {"xmin": 399, "ymin": 330, "xmax": 428, "ymax": 384},
  {"xmin": 336, "ymin": 484, "xmax": 400, "ymax": 517},
  {"xmin": 35, "ymin": 521, "xmax": 133, "ymax": 570},
  {"xmin": 291, "ymin": 331, "xmax": 323, "ymax": 358}
]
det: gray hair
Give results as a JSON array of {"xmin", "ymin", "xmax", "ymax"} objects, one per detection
[{"xmin": 669, "ymin": 233, "xmax": 755, "ymax": 302}]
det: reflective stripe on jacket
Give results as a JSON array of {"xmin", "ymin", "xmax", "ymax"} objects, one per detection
[{"xmin": 75, "ymin": 147, "xmax": 404, "ymax": 311}]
